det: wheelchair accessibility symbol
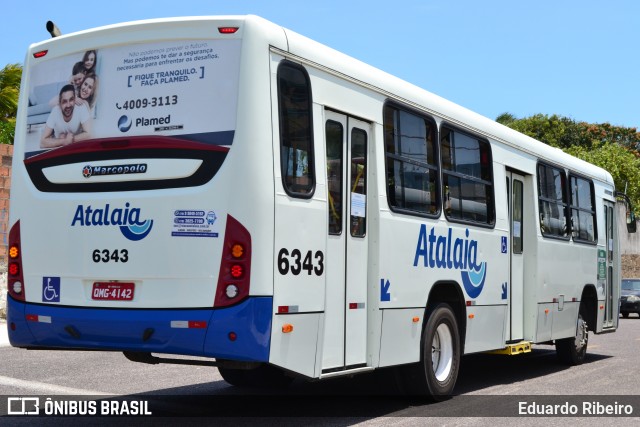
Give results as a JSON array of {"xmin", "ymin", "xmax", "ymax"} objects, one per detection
[{"xmin": 42, "ymin": 277, "xmax": 61, "ymax": 302}]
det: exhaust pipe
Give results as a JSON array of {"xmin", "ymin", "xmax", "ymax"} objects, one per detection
[{"xmin": 46, "ymin": 21, "xmax": 61, "ymax": 38}]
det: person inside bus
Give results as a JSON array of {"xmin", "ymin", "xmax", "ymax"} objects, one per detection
[{"xmin": 40, "ymin": 84, "xmax": 92, "ymax": 149}]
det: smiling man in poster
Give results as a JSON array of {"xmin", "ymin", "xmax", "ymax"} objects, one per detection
[{"xmin": 40, "ymin": 84, "xmax": 93, "ymax": 148}]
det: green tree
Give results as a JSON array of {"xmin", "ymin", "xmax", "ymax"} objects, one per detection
[
  {"xmin": 565, "ymin": 143, "xmax": 640, "ymax": 210},
  {"xmin": 498, "ymin": 112, "xmax": 640, "ymax": 209},
  {"xmin": 581, "ymin": 122, "xmax": 640, "ymax": 152},
  {"xmin": 497, "ymin": 113, "xmax": 589, "ymax": 149},
  {"xmin": 0, "ymin": 63, "xmax": 22, "ymax": 144},
  {"xmin": 496, "ymin": 112, "xmax": 517, "ymax": 126}
]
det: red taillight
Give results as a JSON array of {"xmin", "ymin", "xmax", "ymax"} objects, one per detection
[
  {"xmin": 33, "ymin": 50, "xmax": 48, "ymax": 58},
  {"xmin": 8, "ymin": 221, "xmax": 25, "ymax": 302},
  {"xmin": 214, "ymin": 215, "xmax": 251, "ymax": 307},
  {"xmin": 8, "ymin": 263, "xmax": 20, "ymax": 276},
  {"xmin": 218, "ymin": 27, "xmax": 239, "ymax": 34},
  {"xmin": 230, "ymin": 264, "xmax": 243, "ymax": 279}
]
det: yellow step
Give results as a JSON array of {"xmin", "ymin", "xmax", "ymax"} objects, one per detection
[{"xmin": 487, "ymin": 341, "xmax": 532, "ymax": 355}]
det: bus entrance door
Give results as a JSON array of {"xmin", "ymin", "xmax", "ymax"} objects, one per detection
[
  {"xmin": 507, "ymin": 171, "xmax": 526, "ymax": 341},
  {"xmin": 603, "ymin": 201, "xmax": 618, "ymax": 329},
  {"xmin": 322, "ymin": 110, "xmax": 370, "ymax": 372}
]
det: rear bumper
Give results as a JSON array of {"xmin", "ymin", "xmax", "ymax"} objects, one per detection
[{"xmin": 6, "ymin": 295, "xmax": 272, "ymax": 362}]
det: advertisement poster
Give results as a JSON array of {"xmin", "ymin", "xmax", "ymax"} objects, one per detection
[{"xmin": 25, "ymin": 39, "xmax": 241, "ymax": 157}]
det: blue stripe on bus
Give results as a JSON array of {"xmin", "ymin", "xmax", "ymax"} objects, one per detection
[{"xmin": 6, "ymin": 296, "xmax": 272, "ymax": 362}]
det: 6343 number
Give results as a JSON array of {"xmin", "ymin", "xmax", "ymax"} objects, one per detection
[
  {"xmin": 277, "ymin": 248, "xmax": 324, "ymax": 276},
  {"xmin": 92, "ymin": 249, "xmax": 129, "ymax": 263}
]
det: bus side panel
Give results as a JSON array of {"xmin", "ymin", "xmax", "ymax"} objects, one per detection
[
  {"xmin": 377, "ymin": 212, "xmax": 509, "ymax": 354},
  {"xmin": 464, "ymin": 305, "xmax": 508, "ymax": 353},
  {"xmin": 551, "ymin": 302, "xmax": 579, "ymax": 340},
  {"xmin": 269, "ymin": 54, "xmax": 326, "ymax": 376},
  {"xmin": 535, "ymin": 239, "xmax": 597, "ymax": 341},
  {"xmin": 378, "ymin": 308, "xmax": 423, "ymax": 367},
  {"xmin": 270, "ymin": 313, "xmax": 321, "ymax": 377}
]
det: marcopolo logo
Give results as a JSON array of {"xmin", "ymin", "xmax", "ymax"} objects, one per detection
[
  {"xmin": 71, "ymin": 203, "xmax": 154, "ymax": 241},
  {"xmin": 82, "ymin": 163, "xmax": 148, "ymax": 178},
  {"xmin": 413, "ymin": 226, "xmax": 487, "ymax": 299}
]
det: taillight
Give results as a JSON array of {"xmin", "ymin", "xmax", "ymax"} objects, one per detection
[
  {"xmin": 218, "ymin": 27, "xmax": 239, "ymax": 34},
  {"xmin": 8, "ymin": 221, "xmax": 25, "ymax": 302},
  {"xmin": 214, "ymin": 215, "xmax": 251, "ymax": 307}
]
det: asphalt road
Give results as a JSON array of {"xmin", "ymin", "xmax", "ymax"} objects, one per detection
[{"xmin": 1, "ymin": 317, "xmax": 639, "ymax": 425}]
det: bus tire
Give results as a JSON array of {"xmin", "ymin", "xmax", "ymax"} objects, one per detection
[
  {"xmin": 218, "ymin": 365, "xmax": 293, "ymax": 389},
  {"xmin": 556, "ymin": 312, "xmax": 588, "ymax": 365},
  {"xmin": 396, "ymin": 303, "xmax": 460, "ymax": 400},
  {"xmin": 218, "ymin": 366, "xmax": 252, "ymax": 387}
]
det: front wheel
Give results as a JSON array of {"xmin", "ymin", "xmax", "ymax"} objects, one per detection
[
  {"xmin": 395, "ymin": 303, "xmax": 460, "ymax": 400},
  {"xmin": 556, "ymin": 313, "xmax": 588, "ymax": 365}
]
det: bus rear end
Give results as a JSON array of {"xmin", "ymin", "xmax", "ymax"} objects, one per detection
[{"xmin": 7, "ymin": 16, "xmax": 278, "ymax": 364}]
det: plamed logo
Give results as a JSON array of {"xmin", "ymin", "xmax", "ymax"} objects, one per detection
[{"xmin": 118, "ymin": 115, "xmax": 132, "ymax": 132}]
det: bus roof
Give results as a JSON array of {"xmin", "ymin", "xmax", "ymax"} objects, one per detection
[{"xmin": 23, "ymin": 14, "xmax": 613, "ymax": 186}]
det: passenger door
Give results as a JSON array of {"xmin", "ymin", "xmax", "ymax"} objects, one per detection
[
  {"xmin": 507, "ymin": 170, "xmax": 526, "ymax": 341},
  {"xmin": 322, "ymin": 110, "xmax": 370, "ymax": 372},
  {"xmin": 603, "ymin": 201, "xmax": 618, "ymax": 328}
]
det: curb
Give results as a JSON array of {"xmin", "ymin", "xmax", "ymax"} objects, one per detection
[
  {"xmin": 0, "ymin": 320, "xmax": 8, "ymax": 347},
  {"xmin": 1, "ymin": 270, "xmax": 6, "ymax": 321}
]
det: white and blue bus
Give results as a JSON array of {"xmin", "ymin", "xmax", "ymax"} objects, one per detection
[{"xmin": 7, "ymin": 15, "xmax": 636, "ymax": 398}]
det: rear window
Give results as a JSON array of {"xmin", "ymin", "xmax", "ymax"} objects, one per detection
[
  {"xmin": 24, "ymin": 39, "xmax": 241, "ymax": 158},
  {"xmin": 622, "ymin": 280, "xmax": 640, "ymax": 291}
]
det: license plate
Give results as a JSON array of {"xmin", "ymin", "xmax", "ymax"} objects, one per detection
[{"xmin": 92, "ymin": 282, "xmax": 135, "ymax": 301}]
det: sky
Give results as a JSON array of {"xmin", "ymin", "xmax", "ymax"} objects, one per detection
[{"xmin": 3, "ymin": 0, "xmax": 639, "ymax": 130}]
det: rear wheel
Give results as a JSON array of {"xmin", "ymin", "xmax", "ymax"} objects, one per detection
[
  {"xmin": 218, "ymin": 364, "xmax": 293, "ymax": 389},
  {"xmin": 218, "ymin": 366, "xmax": 251, "ymax": 387},
  {"xmin": 395, "ymin": 303, "xmax": 460, "ymax": 400},
  {"xmin": 556, "ymin": 312, "xmax": 588, "ymax": 365}
]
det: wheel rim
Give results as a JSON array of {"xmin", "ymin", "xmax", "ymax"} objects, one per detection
[
  {"xmin": 574, "ymin": 315, "xmax": 588, "ymax": 351},
  {"xmin": 432, "ymin": 323, "xmax": 453, "ymax": 382}
]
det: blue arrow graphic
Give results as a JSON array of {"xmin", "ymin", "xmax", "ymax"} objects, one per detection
[{"xmin": 381, "ymin": 279, "xmax": 391, "ymax": 302}]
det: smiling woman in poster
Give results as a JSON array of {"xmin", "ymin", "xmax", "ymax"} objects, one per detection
[
  {"xmin": 76, "ymin": 73, "xmax": 98, "ymax": 115},
  {"xmin": 40, "ymin": 84, "xmax": 93, "ymax": 148}
]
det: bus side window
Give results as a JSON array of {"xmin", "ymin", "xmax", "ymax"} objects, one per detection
[
  {"xmin": 277, "ymin": 61, "xmax": 315, "ymax": 198},
  {"xmin": 537, "ymin": 163, "xmax": 569, "ymax": 239},
  {"xmin": 569, "ymin": 174, "xmax": 596, "ymax": 243},
  {"xmin": 350, "ymin": 128, "xmax": 367, "ymax": 237},
  {"xmin": 441, "ymin": 126, "xmax": 494, "ymax": 225},
  {"xmin": 326, "ymin": 120, "xmax": 344, "ymax": 235},
  {"xmin": 382, "ymin": 104, "xmax": 439, "ymax": 217}
]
